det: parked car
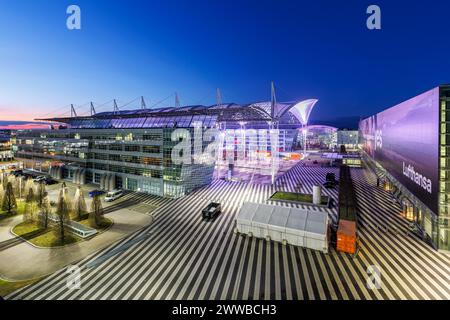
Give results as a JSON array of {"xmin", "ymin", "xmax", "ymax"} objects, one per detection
[
  {"xmin": 202, "ymin": 202, "xmax": 221, "ymax": 219},
  {"xmin": 10, "ymin": 170, "xmax": 23, "ymax": 177},
  {"xmin": 89, "ymin": 189, "xmax": 105, "ymax": 197},
  {"xmin": 326, "ymin": 172, "xmax": 336, "ymax": 182},
  {"xmin": 324, "ymin": 172, "xmax": 338, "ymax": 188},
  {"xmin": 33, "ymin": 175, "xmax": 46, "ymax": 182},
  {"xmin": 323, "ymin": 181, "xmax": 335, "ymax": 189},
  {"xmin": 104, "ymin": 189, "xmax": 123, "ymax": 202},
  {"xmin": 42, "ymin": 177, "xmax": 58, "ymax": 185}
]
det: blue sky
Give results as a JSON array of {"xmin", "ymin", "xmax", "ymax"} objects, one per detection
[{"xmin": 0, "ymin": 0, "xmax": 450, "ymax": 121}]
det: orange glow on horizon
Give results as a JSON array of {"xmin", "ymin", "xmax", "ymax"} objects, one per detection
[{"xmin": 0, "ymin": 123, "xmax": 51, "ymax": 130}]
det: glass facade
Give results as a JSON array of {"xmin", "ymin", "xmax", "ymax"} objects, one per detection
[
  {"xmin": 360, "ymin": 85, "xmax": 450, "ymax": 252},
  {"xmin": 438, "ymin": 86, "xmax": 450, "ymax": 251},
  {"xmin": 14, "ymin": 99, "xmax": 315, "ymax": 199},
  {"xmin": 15, "ymin": 127, "xmax": 215, "ymax": 199}
]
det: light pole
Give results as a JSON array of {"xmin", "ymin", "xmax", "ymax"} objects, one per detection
[{"xmin": 303, "ymin": 126, "xmax": 308, "ymax": 156}]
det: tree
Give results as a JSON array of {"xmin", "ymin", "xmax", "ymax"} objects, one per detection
[
  {"xmin": 24, "ymin": 178, "xmax": 34, "ymax": 198},
  {"xmin": 39, "ymin": 195, "xmax": 51, "ymax": 229},
  {"xmin": 55, "ymin": 188, "xmax": 70, "ymax": 244},
  {"xmin": 0, "ymin": 169, "xmax": 5, "ymax": 188},
  {"xmin": 0, "ymin": 183, "xmax": 4, "ymax": 206},
  {"xmin": 2, "ymin": 182, "xmax": 17, "ymax": 214},
  {"xmin": 89, "ymin": 195, "xmax": 104, "ymax": 228},
  {"xmin": 36, "ymin": 183, "xmax": 48, "ymax": 227},
  {"xmin": 73, "ymin": 186, "xmax": 87, "ymax": 221},
  {"xmin": 7, "ymin": 175, "xmax": 17, "ymax": 197},
  {"xmin": 23, "ymin": 187, "xmax": 36, "ymax": 222},
  {"xmin": 36, "ymin": 183, "xmax": 47, "ymax": 211}
]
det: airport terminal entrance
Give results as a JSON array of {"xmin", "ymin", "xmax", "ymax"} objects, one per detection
[{"xmin": 402, "ymin": 198, "xmax": 415, "ymax": 221}]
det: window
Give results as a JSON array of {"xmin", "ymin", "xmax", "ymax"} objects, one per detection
[
  {"xmin": 143, "ymin": 145, "xmax": 161, "ymax": 153},
  {"xmin": 126, "ymin": 178, "xmax": 138, "ymax": 191},
  {"xmin": 94, "ymin": 163, "xmax": 107, "ymax": 170},
  {"xmin": 142, "ymin": 157, "xmax": 162, "ymax": 166},
  {"xmin": 143, "ymin": 133, "xmax": 162, "ymax": 140},
  {"xmin": 94, "ymin": 153, "xmax": 108, "ymax": 160},
  {"xmin": 125, "ymin": 145, "xmax": 140, "ymax": 152},
  {"xmin": 109, "ymin": 144, "xmax": 122, "ymax": 151},
  {"xmin": 109, "ymin": 154, "xmax": 121, "ymax": 162},
  {"xmin": 142, "ymin": 181, "xmax": 161, "ymax": 195},
  {"xmin": 109, "ymin": 165, "xmax": 123, "ymax": 173}
]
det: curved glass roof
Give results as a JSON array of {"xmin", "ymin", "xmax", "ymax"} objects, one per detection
[{"xmin": 40, "ymin": 99, "xmax": 318, "ymax": 130}]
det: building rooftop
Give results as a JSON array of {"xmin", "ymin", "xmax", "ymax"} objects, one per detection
[{"xmin": 38, "ymin": 99, "xmax": 319, "ymax": 130}]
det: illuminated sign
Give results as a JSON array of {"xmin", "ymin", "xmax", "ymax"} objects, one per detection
[{"xmin": 360, "ymin": 87, "xmax": 439, "ymax": 213}]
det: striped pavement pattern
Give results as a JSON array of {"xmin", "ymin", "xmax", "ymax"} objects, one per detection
[{"xmin": 7, "ymin": 164, "xmax": 450, "ymax": 300}]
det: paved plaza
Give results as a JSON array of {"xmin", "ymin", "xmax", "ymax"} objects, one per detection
[{"xmin": 7, "ymin": 164, "xmax": 450, "ymax": 300}]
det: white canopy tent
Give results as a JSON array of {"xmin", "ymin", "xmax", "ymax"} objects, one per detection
[{"xmin": 236, "ymin": 202, "xmax": 329, "ymax": 253}]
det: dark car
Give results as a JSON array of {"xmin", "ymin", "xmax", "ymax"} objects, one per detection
[
  {"xmin": 326, "ymin": 172, "xmax": 336, "ymax": 182},
  {"xmin": 89, "ymin": 189, "xmax": 105, "ymax": 197},
  {"xmin": 11, "ymin": 170, "xmax": 23, "ymax": 177},
  {"xmin": 42, "ymin": 177, "xmax": 58, "ymax": 185},
  {"xmin": 324, "ymin": 172, "xmax": 338, "ymax": 189},
  {"xmin": 202, "ymin": 202, "xmax": 221, "ymax": 220},
  {"xmin": 323, "ymin": 181, "xmax": 336, "ymax": 189}
]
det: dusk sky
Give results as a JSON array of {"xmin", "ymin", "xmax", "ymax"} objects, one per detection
[{"xmin": 1, "ymin": 0, "xmax": 450, "ymax": 121}]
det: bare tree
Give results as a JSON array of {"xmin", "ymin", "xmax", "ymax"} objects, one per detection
[
  {"xmin": 55, "ymin": 188, "xmax": 70, "ymax": 244},
  {"xmin": 36, "ymin": 183, "xmax": 48, "ymax": 227},
  {"xmin": 2, "ymin": 182, "xmax": 17, "ymax": 214},
  {"xmin": 0, "ymin": 169, "xmax": 6, "ymax": 189},
  {"xmin": 0, "ymin": 183, "xmax": 4, "ymax": 206},
  {"xmin": 24, "ymin": 177, "xmax": 34, "ymax": 192},
  {"xmin": 89, "ymin": 195, "xmax": 104, "ymax": 228},
  {"xmin": 73, "ymin": 186, "xmax": 87, "ymax": 221},
  {"xmin": 7, "ymin": 175, "xmax": 18, "ymax": 197},
  {"xmin": 36, "ymin": 183, "xmax": 47, "ymax": 209},
  {"xmin": 24, "ymin": 187, "xmax": 36, "ymax": 222},
  {"xmin": 39, "ymin": 195, "xmax": 51, "ymax": 229}
]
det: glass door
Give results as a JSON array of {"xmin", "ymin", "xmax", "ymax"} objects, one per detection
[{"xmin": 126, "ymin": 178, "xmax": 138, "ymax": 191}]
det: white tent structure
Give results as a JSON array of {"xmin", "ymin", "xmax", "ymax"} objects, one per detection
[{"xmin": 235, "ymin": 202, "xmax": 329, "ymax": 253}]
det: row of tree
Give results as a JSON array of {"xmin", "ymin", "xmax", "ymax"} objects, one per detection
[{"xmin": 1, "ymin": 175, "xmax": 105, "ymax": 245}]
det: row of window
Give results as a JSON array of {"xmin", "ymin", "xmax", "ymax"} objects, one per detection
[
  {"xmin": 88, "ymin": 162, "xmax": 163, "ymax": 178},
  {"xmin": 90, "ymin": 144, "xmax": 161, "ymax": 153},
  {"xmin": 67, "ymin": 115, "xmax": 218, "ymax": 130},
  {"xmin": 91, "ymin": 153, "xmax": 163, "ymax": 166}
]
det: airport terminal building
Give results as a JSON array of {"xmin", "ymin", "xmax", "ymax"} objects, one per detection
[
  {"xmin": 14, "ymin": 100, "xmax": 317, "ymax": 198},
  {"xmin": 0, "ymin": 130, "xmax": 13, "ymax": 162},
  {"xmin": 360, "ymin": 85, "xmax": 450, "ymax": 252}
]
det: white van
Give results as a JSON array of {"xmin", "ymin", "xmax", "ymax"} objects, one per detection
[{"xmin": 104, "ymin": 189, "xmax": 123, "ymax": 202}]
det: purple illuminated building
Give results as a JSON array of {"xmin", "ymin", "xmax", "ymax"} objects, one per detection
[{"xmin": 360, "ymin": 85, "xmax": 450, "ymax": 252}]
